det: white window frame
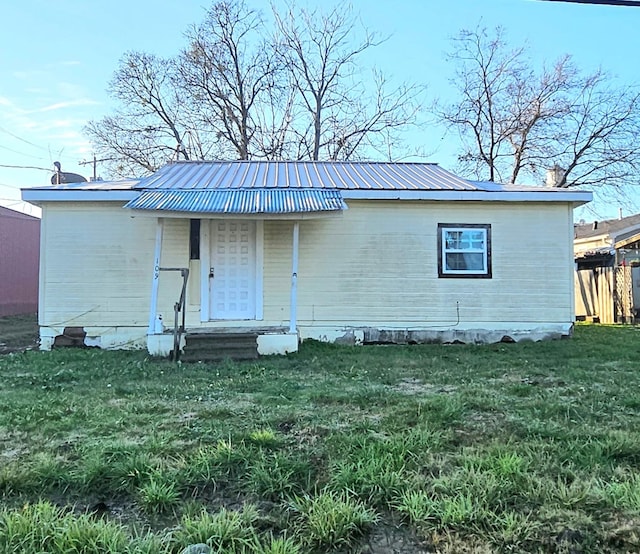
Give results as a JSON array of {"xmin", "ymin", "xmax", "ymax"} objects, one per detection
[{"xmin": 438, "ymin": 223, "xmax": 492, "ymax": 278}]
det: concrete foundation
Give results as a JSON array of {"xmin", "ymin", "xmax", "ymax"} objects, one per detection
[{"xmin": 257, "ymin": 333, "xmax": 299, "ymax": 355}]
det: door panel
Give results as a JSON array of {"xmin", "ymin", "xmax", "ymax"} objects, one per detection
[{"xmin": 209, "ymin": 220, "xmax": 256, "ymax": 319}]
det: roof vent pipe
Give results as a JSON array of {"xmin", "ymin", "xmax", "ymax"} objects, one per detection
[
  {"xmin": 619, "ymin": 207, "xmax": 623, "ymax": 220},
  {"xmin": 546, "ymin": 165, "xmax": 565, "ymax": 187},
  {"xmin": 593, "ymin": 221, "xmax": 598, "ymax": 230}
]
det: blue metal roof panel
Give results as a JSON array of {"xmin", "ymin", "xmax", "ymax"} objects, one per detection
[
  {"xmin": 133, "ymin": 161, "xmax": 480, "ymax": 191},
  {"xmin": 125, "ymin": 189, "xmax": 348, "ymax": 214}
]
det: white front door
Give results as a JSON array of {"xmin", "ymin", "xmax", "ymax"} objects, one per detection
[{"xmin": 209, "ymin": 220, "xmax": 256, "ymax": 319}]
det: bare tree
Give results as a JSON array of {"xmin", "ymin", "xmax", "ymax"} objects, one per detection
[
  {"xmin": 85, "ymin": 1, "xmax": 423, "ymax": 175},
  {"xmin": 178, "ymin": 0, "xmax": 284, "ymax": 160},
  {"xmin": 84, "ymin": 51, "xmax": 201, "ymax": 178},
  {"xmin": 273, "ymin": 3, "xmax": 422, "ymax": 161},
  {"xmin": 438, "ymin": 26, "xmax": 640, "ymax": 188}
]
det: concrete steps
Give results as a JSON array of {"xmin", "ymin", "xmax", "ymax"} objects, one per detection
[{"xmin": 180, "ymin": 332, "xmax": 259, "ymax": 363}]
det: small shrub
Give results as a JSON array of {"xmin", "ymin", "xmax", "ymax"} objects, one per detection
[
  {"xmin": 28, "ymin": 452, "xmax": 71, "ymax": 491},
  {"xmin": 544, "ymin": 477, "xmax": 597, "ymax": 510},
  {"xmin": 78, "ymin": 448, "xmax": 158, "ymax": 495},
  {"xmin": 436, "ymin": 493, "xmax": 481, "ymax": 528}
]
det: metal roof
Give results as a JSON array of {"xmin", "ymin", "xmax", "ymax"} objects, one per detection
[
  {"xmin": 125, "ymin": 189, "xmax": 347, "ymax": 214},
  {"xmin": 20, "ymin": 161, "xmax": 592, "ymax": 209},
  {"xmin": 25, "ymin": 179, "xmax": 140, "ymax": 191},
  {"xmin": 133, "ymin": 160, "xmax": 480, "ymax": 191}
]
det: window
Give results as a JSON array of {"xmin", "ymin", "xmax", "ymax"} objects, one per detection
[
  {"xmin": 438, "ymin": 223, "xmax": 491, "ymax": 278},
  {"xmin": 189, "ymin": 219, "xmax": 201, "ymax": 260}
]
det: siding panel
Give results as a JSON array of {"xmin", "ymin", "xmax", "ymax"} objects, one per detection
[
  {"xmin": 41, "ymin": 204, "xmax": 155, "ymax": 327},
  {"xmin": 40, "ymin": 199, "xmax": 575, "ymax": 334},
  {"xmin": 294, "ymin": 201, "xmax": 573, "ymax": 326}
]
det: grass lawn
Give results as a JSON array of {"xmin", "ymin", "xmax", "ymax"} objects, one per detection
[{"xmin": 1, "ymin": 324, "xmax": 640, "ymax": 553}]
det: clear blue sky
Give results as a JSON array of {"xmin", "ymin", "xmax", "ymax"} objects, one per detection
[{"xmin": 1, "ymin": 0, "xmax": 638, "ymax": 219}]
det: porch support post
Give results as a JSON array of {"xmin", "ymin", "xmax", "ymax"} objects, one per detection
[
  {"xmin": 289, "ymin": 221, "xmax": 300, "ymax": 333},
  {"xmin": 148, "ymin": 217, "xmax": 164, "ymax": 335}
]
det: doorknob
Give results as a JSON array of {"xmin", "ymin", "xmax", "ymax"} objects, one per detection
[{"xmin": 209, "ymin": 267, "xmax": 214, "ymax": 279}]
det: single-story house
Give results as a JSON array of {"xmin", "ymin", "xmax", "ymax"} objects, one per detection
[
  {"xmin": 574, "ymin": 213, "xmax": 640, "ymax": 323},
  {"xmin": 0, "ymin": 205, "xmax": 40, "ymax": 317},
  {"xmin": 22, "ymin": 161, "xmax": 591, "ymax": 357}
]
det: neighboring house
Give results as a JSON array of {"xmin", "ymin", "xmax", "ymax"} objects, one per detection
[
  {"xmin": 574, "ymin": 213, "xmax": 640, "ymax": 323},
  {"xmin": 22, "ymin": 161, "xmax": 590, "ymax": 356},
  {"xmin": 0, "ymin": 205, "xmax": 40, "ymax": 317}
]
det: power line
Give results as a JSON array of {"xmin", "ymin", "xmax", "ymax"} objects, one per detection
[
  {"xmin": 0, "ymin": 125, "xmax": 48, "ymax": 151},
  {"xmin": 0, "ymin": 142, "xmax": 46, "ymax": 160},
  {"xmin": 540, "ymin": 0, "xmax": 640, "ymax": 5},
  {"xmin": 0, "ymin": 163, "xmax": 52, "ymax": 172}
]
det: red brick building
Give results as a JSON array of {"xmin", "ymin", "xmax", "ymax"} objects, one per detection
[{"xmin": 0, "ymin": 206, "xmax": 40, "ymax": 316}]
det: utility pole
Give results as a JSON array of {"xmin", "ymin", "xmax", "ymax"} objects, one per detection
[{"xmin": 79, "ymin": 155, "xmax": 115, "ymax": 181}]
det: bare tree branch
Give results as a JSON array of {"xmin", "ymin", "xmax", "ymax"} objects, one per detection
[
  {"xmin": 437, "ymin": 26, "xmax": 640, "ymax": 190},
  {"xmin": 85, "ymin": 1, "xmax": 423, "ymax": 175}
]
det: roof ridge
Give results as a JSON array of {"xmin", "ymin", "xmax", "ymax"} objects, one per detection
[{"xmin": 168, "ymin": 159, "xmax": 440, "ymax": 166}]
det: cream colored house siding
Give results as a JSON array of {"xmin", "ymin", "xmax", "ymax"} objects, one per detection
[
  {"xmin": 40, "ymin": 203, "xmax": 155, "ymax": 329},
  {"xmin": 39, "ymin": 198, "xmax": 575, "ymax": 348},
  {"xmin": 294, "ymin": 200, "xmax": 574, "ymax": 328},
  {"xmin": 262, "ymin": 221, "xmax": 293, "ymax": 325},
  {"xmin": 38, "ymin": 204, "xmax": 192, "ymax": 346},
  {"xmin": 574, "ymin": 236, "xmax": 613, "ymax": 256}
]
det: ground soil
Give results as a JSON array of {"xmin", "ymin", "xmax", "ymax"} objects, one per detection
[{"xmin": 0, "ymin": 313, "xmax": 39, "ymax": 354}]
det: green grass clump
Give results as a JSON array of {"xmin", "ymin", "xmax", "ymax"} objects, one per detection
[
  {"xmin": 171, "ymin": 504, "xmax": 260, "ymax": 552},
  {"xmin": 0, "ymin": 501, "xmax": 158, "ymax": 553},
  {"xmin": 329, "ymin": 444, "xmax": 407, "ymax": 506},
  {"xmin": 138, "ymin": 473, "xmax": 181, "ymax": 514},
  {"xmin": 289, "ymin": 491, "xmax": 378, "ymax": 550}
]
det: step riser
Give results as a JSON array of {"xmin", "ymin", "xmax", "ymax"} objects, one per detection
[
  {"xmin": 181, "ymin": 332, "xmax": 259, "ymax": 363},
  {"xmin": 186, "ymin": 338, "xmax": 257, "ymax": 345}
]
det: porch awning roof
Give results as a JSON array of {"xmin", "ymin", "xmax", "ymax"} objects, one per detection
[{"xmin": 124, "ymin": 188, "xmax": 347, "ymax": 214}]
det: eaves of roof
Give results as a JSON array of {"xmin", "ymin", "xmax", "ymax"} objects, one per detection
[{"xmin": 20, "ymin": 162, "xmax": 593, "ymax": 207}]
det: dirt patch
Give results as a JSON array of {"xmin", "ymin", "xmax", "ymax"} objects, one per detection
[
  {"xmin": 362, "ymin": 522, "xmax": 430, "ymax": 553},
  {"xmin": 0, "ymin": 313, "xmax": 39, "ymax": 354},
  {"xmin": 389, "ymin": 378, "xmax": 457, "ymax": 396}
]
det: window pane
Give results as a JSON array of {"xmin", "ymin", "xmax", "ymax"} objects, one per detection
[
  {"xmin": 445, "ymin": 252, "xmax": 484, "ymax": 271},
  {"xmin": 189, "ymin": 219, "xmax": 201, "ymax": 260},
  {"xmin": 445, "ymin": 229, "xmax": 485, "ymax": 251},
  {"xmin": 445, "ymin": 231, "xmax": 461, "ymax": 249}
]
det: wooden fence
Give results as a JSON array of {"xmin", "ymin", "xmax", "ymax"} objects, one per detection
[{"xmin": 575, "ymin": 265, "xmax": 635, "ymax": 324}]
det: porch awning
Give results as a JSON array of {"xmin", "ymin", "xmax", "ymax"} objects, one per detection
[{"xmin": 124, "ymin": 189, "xmax": 347, "ymax": 214}]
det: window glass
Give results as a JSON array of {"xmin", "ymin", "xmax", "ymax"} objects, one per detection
[{"xmin": 189, "ymin": 219, "xmax": 201, "ymax": 260}]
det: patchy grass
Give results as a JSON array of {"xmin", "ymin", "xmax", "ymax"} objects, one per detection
[
  {"xmin": 2, "ymin": 325, "xmax": 640, "ymax": 552},
  {"xmin": 0, "ymin": 313, "xmax": 38, "ymax": 354}
]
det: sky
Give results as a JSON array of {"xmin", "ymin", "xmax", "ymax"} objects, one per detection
[{"xmin": 1, "ymin": 0, "xmax": 639, "ymax": 220}]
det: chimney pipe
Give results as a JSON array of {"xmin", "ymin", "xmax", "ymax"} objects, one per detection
[{"xmin": 546, "ymin": 165, "xmax": 565, "ymax": 187}]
